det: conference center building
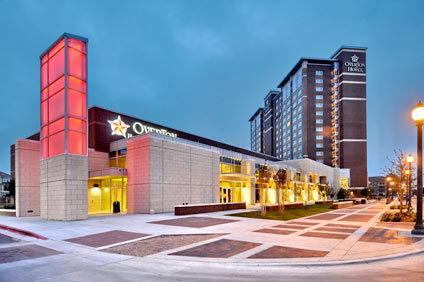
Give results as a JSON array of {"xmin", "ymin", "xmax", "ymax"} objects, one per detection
[{"xmin": 10, "ymin": 33, "xmax": 350, "ymax": 221}]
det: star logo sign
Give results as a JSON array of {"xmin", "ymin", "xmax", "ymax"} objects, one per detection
[
  {"xmin": 351, "ymin": 54, "xmax": 359, "ymax": 62},
  {"xmin": 108, "ymin": 116, "xmax": 130, "ymax": 137}
]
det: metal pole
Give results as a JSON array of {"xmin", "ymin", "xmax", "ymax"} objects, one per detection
[
  {"xmin": 408, "ymin": 162, "xmax": 412, "ymax": 210},
  {"xmin": 412, "ymin": 122, "xmax": 424, "ymax": 234},
  {"xmin": 400, "ymin": 174, "xmax": 403, "ymax": 214}
]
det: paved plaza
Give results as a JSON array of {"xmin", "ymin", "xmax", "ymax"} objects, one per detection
[{"xmin": 0, "ymin": 200, "xmax": 424, "ymax": 281}]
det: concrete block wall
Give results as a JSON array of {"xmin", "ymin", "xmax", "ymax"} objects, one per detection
[
  {"xmin": 156, "ymin": 137, "xmax": 220, "ymax": 213},
  {"xmin": 15, "ymin": 139, "xmax": 40, "ymax": 217},
  {"xmin": 40, "ymin": 154, "xmax": 88, "ymax": 221},
  {"xmin": 126, "ymin": 136, "xmax": 150, "ymax": 214},
  {"xmin": 88, "ymin": 149, "xmax": 109, "ymax": 171},
  {"xmin": 127, "ymin": 134, "xmax": 220, "ymax": 214}
]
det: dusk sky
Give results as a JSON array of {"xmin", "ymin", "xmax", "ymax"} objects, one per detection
[{"xmin": 1, "ymin": 0, "xmax": 424, "ymax": 176}]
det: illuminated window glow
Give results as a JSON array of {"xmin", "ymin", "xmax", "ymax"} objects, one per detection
[{"xmin": 40, "ymin": 34, "xmax": 87, "ymax": 159}]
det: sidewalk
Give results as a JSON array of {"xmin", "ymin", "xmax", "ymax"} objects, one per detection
[{"xmin": 0, "ymin": 200, "xmax": 423, "ymax": 268}]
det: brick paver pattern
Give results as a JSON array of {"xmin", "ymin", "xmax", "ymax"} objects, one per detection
[
  {"xmin": 249, "ymin": 245, "xmax": 329, "ymax": 259},
  {"xmin": 254, "ymin": 228, "xmax": 296, "ymax": 235},
  {"xmin": 66, "ymin": 230, "xmax": 150, "ymax": 248},
  {"xmin": 0, "ymin": 244, "xmax": 61, "ymax": 264},
  {"xmin": 0, "ymin": 233, "xmax": 18, "ymax": 245},
  {"xmin": 149, "ymin": 217, "xmax": 238, "ymax": 228},
  {"xmin": 300, "ymin": 231, "xmax": 350, "ymax": 240},
  {"xmin": 359, "ymin": 227, "xmax": 422, "ymax": 245},
  {"xmin": 169, "ymin": 239, "xmax": 261, "ymax": 258}
]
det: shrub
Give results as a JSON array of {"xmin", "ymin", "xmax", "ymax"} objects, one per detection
[{"xmin": 381, "ymin": 211, "xmax": 416, "ymax": 222}]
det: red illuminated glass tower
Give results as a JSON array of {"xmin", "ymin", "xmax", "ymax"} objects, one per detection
[{"xmin": 40, "ymin": 33, "xmax": 88, "ymax": 159}]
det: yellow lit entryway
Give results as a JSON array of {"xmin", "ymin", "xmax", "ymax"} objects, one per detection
[
  {"xmin": 88, "ymin": 176, "xmax": 127, "ymax": 214},
  {"xmin": 219, "ymin": 180, "xmax": 251, "ymax": 205}
]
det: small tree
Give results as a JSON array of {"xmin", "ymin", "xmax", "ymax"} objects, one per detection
[
  {"xmin": 337, "ymin": 188, "xmax": 348, "ymax": 200},
  {"xmin": 256, "ymin": 166, "xmax": 273, "ymax": 216},
  {"xmin": 273, "ymin": 168, "xmax": 287, "ymax": 214},
  {"xmin": 327, "ymin": 184, "xmax": 336, "ymax": 199},
  {"xmin": 382, "ymin": 149, "xmax": 416, "ymax": 214}
]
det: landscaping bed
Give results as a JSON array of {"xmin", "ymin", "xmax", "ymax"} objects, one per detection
[
  {"xmin": 381, "ymin": 211, "xmax": 416, "ymax": 222},
  {"xmin": 227, "ymin": 203, "xmax": 334, "ymax": 221}
]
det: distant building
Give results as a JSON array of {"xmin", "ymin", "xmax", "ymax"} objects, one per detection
[
  {"xmin": 249, "ymin": 46, "xmax": 367, "ymax": 188},
  {"xmin": 0, "ymin": 171, "xmax": 11, "ymax": 196},
  {"xmin": 368, "ymin": 176, "xmax": 386, "ymax": 197}
]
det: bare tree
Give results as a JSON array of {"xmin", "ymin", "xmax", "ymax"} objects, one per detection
[
  {"xmin": 256, "ymin": 166, "xmax": 273, "ymax": 216},
  {"xmin": 382, "ymin": 149, "xmax": 416, "ymax": 213},
  {"xmin": 274, "ymin": 168, "xmax": 287, "ymax": 214}
]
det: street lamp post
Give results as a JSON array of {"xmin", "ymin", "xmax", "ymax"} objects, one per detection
[
  {"xmin": 385, "ymin": 176, "xmax": 392, "ymax": 204},
  {"xmin": 390, "ymin": 181, "xmax": 395, "ymax": 199},
  {"xmin": 411, "ymin": 101, "xmax": 424, "ymax": 235},
  {"xmin": 406, "ymin": 154, "xmax": 415, "ymax": 211}
]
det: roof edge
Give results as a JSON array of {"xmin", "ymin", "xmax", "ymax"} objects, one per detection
[
  {"xmin": 331, "ymin": 45, "xmax": 367, "ymax": 58},
  {"xmin": 40, "ymin": 32, "xmax": 88, "ymax": 59},
  {"xmin": 248, "ymin": 107, "xmax": 264, "ymax": 121}
]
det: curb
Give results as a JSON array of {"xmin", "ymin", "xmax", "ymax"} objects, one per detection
[
  {"xmin": 0, "ymin": 224, "xmax": 48, "ymax": 240},
  {"xmin": 151, "ymin": 247, "xmax": 424, "ymax": 267},
  {"xmin": 249, "ymin": 248, "xmax": 424, "ymax": 267}
]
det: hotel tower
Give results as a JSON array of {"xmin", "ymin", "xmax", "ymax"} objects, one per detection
[{"xmin": 249, "ymin": 46, "xmax": 367, "ymax": 188}]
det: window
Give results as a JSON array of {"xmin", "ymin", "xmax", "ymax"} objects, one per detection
[
  {"xmin": 316, "ymin": 127, "xmax": 323, "ymax": 132},
  {"xmin": 316, "ymin": 119, "xmax": 323, "ymax": 124},
  {"xmin": 316, "ymin": 143, "xmax": 323, "ymax": 148},
  {"xmin": 316, "ymin": 70, "xmax": 323, "ymax": 76},
  {"xmin": 316, "ymin": 111, "xmax": 323, "ymax": 116},
  {"xmin": 317, "ymin": 159, "xmax": 324, "ymax": 163},
  {"xmin": 316, "ymin": 79, "xmax": 323, "ymax": 83},
  {"xmin": 316, "ymin": 95, "xmax": 323, "ymax": 100},
  {"xmin": 316, "ymin": 135, "xmax": 323, "ymax": 140},
  {"xmin": 316, "ymin": 103, "xmax": 323, "ymax": 108},
  {"xmin": 316, "ymin": 86, "xmax": 323, "ymax": 92}
]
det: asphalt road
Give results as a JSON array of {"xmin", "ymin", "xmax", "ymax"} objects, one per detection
[{"xmin": 11, "ymin": 250, "xmax": 422, "ymax": 282}]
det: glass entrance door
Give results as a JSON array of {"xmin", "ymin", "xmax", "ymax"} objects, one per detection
[
  {"xmin": 88, "ymin": 177, "xmax": 127, "ymax": 214},
  {"xmin": 220, "ymin": 187, "xmax": 232, "ymax": 203}
]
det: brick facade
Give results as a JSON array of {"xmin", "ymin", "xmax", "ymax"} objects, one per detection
[{"xmin": 15, "ymin": 139, "xmax": 40, "ymax": 217}]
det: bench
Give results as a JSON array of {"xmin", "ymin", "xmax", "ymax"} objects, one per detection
[
  {"xmin": 333, "ymin": 201, "xmax": 353, "ymax": 209},
  {"xmin": 266, "ymin": 202, "xmax": 304, "ymax": 211},
  {"xmin": 315, "ymin": 200, "xmax": 333, "ymax": 205},
  {"xmin": 175, "ymin": 202, "xmax": 246, "ymax": 216},
  {"xmin": 353, "ymin": 198, "xmax": 367, "ymax": 204}
]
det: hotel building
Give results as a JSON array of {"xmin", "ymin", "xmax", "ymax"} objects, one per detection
[
  {"xmin": 10, "ymin": 33, "xmax": 350, "ymax": 220},
  {"xmin": 250, "ymin": 46, "xmax": 367, "ymax": 188}
]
